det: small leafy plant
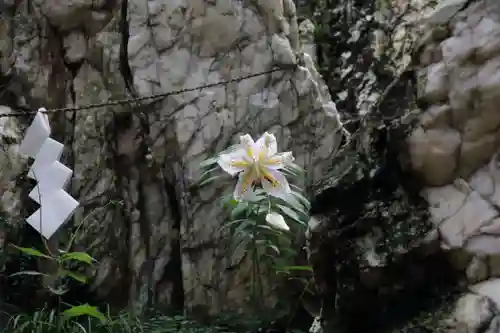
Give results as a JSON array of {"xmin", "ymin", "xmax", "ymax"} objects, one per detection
[
  {"xmin": 197, "ymin": 132, "xmax": 312, "ymax": 304},
  {"xmin": 6, "ymin": 209, "xmax": 109, "ymax": 332}
]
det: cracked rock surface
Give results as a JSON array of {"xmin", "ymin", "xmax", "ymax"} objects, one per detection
[
  {"xmin": 304, "ymin": 0, "xmax": 500, "ymax": 332},
  {"xmin": 413, "ymin": 0, "xmax": 500, "ymax": 287},
  {"xmin": 390, "ymin": 0, "xmax": 500, "ymax": 331},
  {"xmin": 0, "ymin": 0, "xmax": 342, "ymax": 313}
]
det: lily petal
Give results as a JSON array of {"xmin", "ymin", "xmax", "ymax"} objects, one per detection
[
  {"xmin": 265, "ymin": 212, "xmax": 290, "ymax": 231},
  {"xmin": 259, "ymin": 167, "xmax": 292, "ymax": 200},
  {"xmin": 254, "ymin": 132, "xmax": 278, "ymax": 158},
  {"xmin": 218, "ymin": 148, "xmax": 250, "ymax": 176},
  {"xmin": 262, "ymin": 152, "xmax": 294, "ymax": 170},
  {"xmin": 263, "ymin": 132, "xmax": 278, "ymax": 156},
  {"xmin": 239, "ymin": 134, "xmax": 256, "ymax": 159},
  {"xmin": 234, "ymin": 167, "xmax": 258, "ymax": 200},
  {"xmin": 254, "ymin": 132, "xmax": 267, "ymax": 150}
]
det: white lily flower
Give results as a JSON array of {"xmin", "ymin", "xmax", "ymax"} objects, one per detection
[
  {"xmin": 218, "ymin": 132, "xmax": 294, "ymax": 200},
  {"xmin": 265, "ymin": 212, "xmax": 290, "ymax": 231}
]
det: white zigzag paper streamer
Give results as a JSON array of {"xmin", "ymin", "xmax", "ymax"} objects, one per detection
[{"xmin": 18, "ymin": 108, "xmax": 79, "ymax": 239}]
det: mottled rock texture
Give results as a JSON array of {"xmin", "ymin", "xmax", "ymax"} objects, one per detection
[
  {"xmin": 306, "ymin": 0, "xmax": 500, "ymax": 332},
  {"xmin": 413, "ymin": 0, "xmax": 500, "ymax": 287},
  {"xmin": 0, "ymin": 0, "xmax": 342, "ymax": 314}
]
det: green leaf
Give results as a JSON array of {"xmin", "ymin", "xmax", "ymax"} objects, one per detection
[
  {"xmin": 244, "ymin": 191, "xmax": 266, "ymax": 203},
  {"xmin": 199, "ymin": 156, "xmax": 219, "ymax": 168},
  {"xmin": 282, "ymin": 163, "xmax": 305, "ymax": 178},
  {"xmin": 255, "ymin": 224, "xmax": 284, "ymax": 234},
  {"xmin": 230, "ymin": 201, "xmax": 250, "ymax": 219},
  {"xmin": 8, "ymin": 270, "xmax": 47, "ymax": 278},
  {"xmin": 280, "ymin": 265, "xmax": 313, "ymax": 272},
  {"xmin": 266, "ymin": 244, "xmax": 280, "ymax": 255},
  {"xmin": 219, "ymin": 219, "xmax": 247, "ymax": 232},
  {"xmin": 280, "ymin": 195, "xmax": 308, "ymax": 215},
  {"xmin": 61, "ymin": 252, "xmax": 96, "ymax": 265},
  {"xmin": 276, "ymin": 204, "xmax": 307, "ymax": 226},
  {"xmin": 47, "ymin": 285, "xmax": 69, "ymax": 296},
  {"xmin": 11, "ymin": 319, "xmax": 31, "ymax": 331},
  {"xmin": 281, "ymin": 169, "xmax": 296, "ymax": 179},
  {"xmin": 197, "ymin": 167, "xmax": 219, "ymax": 182},
  {"xmin": 290, "ymin": 162, "xmax": 305, "ymax": 173},
  {"xmin": 232, "ymin": 219, "xmax": 254, "ymax": 239},
  {"xmin": 230, "ymin": 236, "xmax": 251, "ymax": 256},
  {"xmin": 60, "ymin": 269, "xmax": 88, "ymax": 283},
  {"xmin": 290, "ymin": 186, "xmax": 311, "ymax": 209},
  {"xmin": 10, "ymin": 245, "xmax": 53, "ymax": 260},
  {"xmin": 196, "ymin": 175, "xmax": 222, "ymax": 188},
  {"xmin": 219, "ymin": 194, "xmax": 237, "ymax": 208},
  {"xmin": 62, "ymin": 304, "xmax": 106, "ymax": 323}
]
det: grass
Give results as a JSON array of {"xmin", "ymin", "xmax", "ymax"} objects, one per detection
[{"xmin": 1, "ymin": 307, "xmax": 301, "ymax": 333}]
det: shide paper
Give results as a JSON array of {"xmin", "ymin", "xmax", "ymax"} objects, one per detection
[{"xmin": 19, "ymin": 108, "xmax": 79, "ymax": 239}]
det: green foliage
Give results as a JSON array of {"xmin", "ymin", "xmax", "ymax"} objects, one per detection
[
  {"xmin": 9, "ymin": 244, "xmax": 98, "ymax": 294},
  {"xmin": 4, "ymin": 206, "xmax": 111, "ymax": 333},
  {"xmin": 6, "ymin": 309, "xmax": 308, "ymax": 333},
  {"xmin": 7, "ymin": 243, "xmax": 106, "ymax": 330},
  {"xmin": 218, "ymin": 184, "xmax": 308, "ymax": 269},
  {"xmin": 196, "ymin": 143, "xmax": 313, "ymax": 308},
  {"xmin": 7, "ymin": 306, "xmax": 104, "ymax": 333}
]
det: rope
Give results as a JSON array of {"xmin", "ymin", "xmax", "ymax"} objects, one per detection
[{"xmin": 0, "ymin": 65, "xmax": 296, "ymax": 118}]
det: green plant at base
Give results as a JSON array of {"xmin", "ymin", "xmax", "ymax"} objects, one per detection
[
  {"xmin": 4, "ymin": 203, "xmax": 119, "ymax": 333},
  {"xmin": 6, "ymin": 244, "xmax": 105, "ymax": 333},
  {"xmin": 5, "ymin": 307, "xmax": 309, "ymax": 333}
]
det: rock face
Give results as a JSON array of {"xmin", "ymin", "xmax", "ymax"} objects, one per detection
[
  {"xmin": 412, "ymin": 0, "xmax": 500, "ymax": 288},
  {"xmin": 0, "ymin": 0, "xmax": 342, "ymax": 313},
  {"xmin": 393, "ymin": 0, "xmax": 500, "ymax": 330},
  {"xmin": 306, "ymin": 0, "xmax": 500, "ymax": 332},
  {"xmin": 375, "ymin": 0, "xmax": 500, "ymax": 332}
]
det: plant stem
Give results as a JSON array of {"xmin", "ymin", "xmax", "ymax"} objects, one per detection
[
  {"xmin": 250, "ymin": 203, "xmax": 264, "ymax": 309},
  {"xmin": 56, "ymin": 294, "xmax": 62, "ymax": 333},
  {"xmin": 251, "ymin": 229, "xmax": 257, "ymax": 305}
]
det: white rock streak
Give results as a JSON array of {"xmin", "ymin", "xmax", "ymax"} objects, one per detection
[{"xmin": 18, "ymin": 108, "xmax": 79, "ymax": 239}]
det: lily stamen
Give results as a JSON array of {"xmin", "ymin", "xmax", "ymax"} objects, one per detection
[{"xmin": 218, "ymin": 132, "xmax": 294, "ymax": 200}]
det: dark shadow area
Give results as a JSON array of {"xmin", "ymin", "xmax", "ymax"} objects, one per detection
[{"xmin": 309, "ymin": 129, "xmax": 462, "ymax": 333}]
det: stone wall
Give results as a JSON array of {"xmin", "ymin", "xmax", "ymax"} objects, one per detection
[
  {"xmin": 408, "ymin": 0, "xmax": 500, "ymax": 331},
  {"xmin": 411, "ymin": 0, "xmax": 500, "ymax": 286},
  {"xmin": 0, "ymin": 0, "xmax": 342, "ymax": 313},
  {"xmin": 305, "ymin": 0, "xmax": 500, "ymax": 332}
]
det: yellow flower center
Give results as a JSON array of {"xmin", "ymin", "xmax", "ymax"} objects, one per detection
[
  {"xmin": 259, "ymin": 165, "xmax": 280, "ymax": 188},
  {"xmin": 230, "ymin": 160, "xmax": 249, "ymax": 168}
]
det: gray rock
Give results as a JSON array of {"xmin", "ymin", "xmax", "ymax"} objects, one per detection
[{"xmin": 0, "ymin": 0, "xmax": 342, "ymax": 314}]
